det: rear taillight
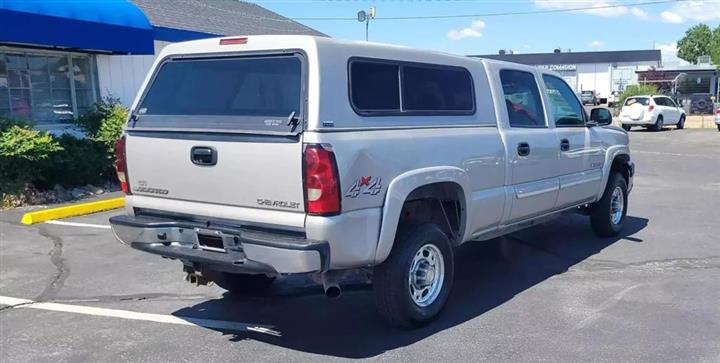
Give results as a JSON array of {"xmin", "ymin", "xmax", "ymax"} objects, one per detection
[
  {"xmin": 648, "ymin": 105, "xmax": 654, "ymax": 112},
  {"xmin": 303, "ymin": 144, "xmax": 340, "ymax": 215},
  {"xmin": 115, "ymin": 135, "xmax": 131, "ymax": 194}
]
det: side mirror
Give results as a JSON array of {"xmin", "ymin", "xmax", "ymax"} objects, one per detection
[{"xmin": 590, "ymin": 107, "xmax": 612, "ymax": 126}]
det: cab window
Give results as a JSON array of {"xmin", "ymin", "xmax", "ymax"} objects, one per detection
[
  {"xmin": 542, "ymin": 75, "xmax": 585, "ymax": 126},
  {"xmin": 499, "ymin": 70, "xmax": 546, "ymax": 128}
]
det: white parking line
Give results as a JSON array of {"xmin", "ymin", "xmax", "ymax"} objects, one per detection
[
  {"xmin": 44, "ymin": 220, "xmax": 111, "ymax": 229},
  {"xmin": 0, "ymin": 296, "xmax": 281, "ymax": 336}
]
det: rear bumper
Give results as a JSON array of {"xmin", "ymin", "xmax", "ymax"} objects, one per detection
[
  {"xmin": 619, "ymin": 115, "xmax": 653, "ymax": 125},
  {"xmin": 109, "ymin": 215, "xmax": 329, "ymax": 275}
]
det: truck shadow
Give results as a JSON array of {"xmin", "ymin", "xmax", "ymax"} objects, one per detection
[{"xmin": 173, "ymin": 214, "xmax": 648, "ymax": 358}]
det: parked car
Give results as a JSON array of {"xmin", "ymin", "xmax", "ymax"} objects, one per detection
[
  {"xmin": 109, "ymin": 35, "xmax": 634, "ymax": 328},
  {"xmin": 607, "ymin": 91, "xmax": 621, "ymax": 108},
  {"xmin": 581, "ymin": 90, "xmax": 600, "ymax": 105},
  {"xmin": 618, "ymin": 95, "xmax": 686, "ymax": 131},
  {"xmin": 715, "ymin": 103, "xmax": 720, "ymax": 131}
]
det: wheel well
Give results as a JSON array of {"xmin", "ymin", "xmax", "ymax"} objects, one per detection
[
  {"xmin": 611, "ymin": 154, "xmax": 630, "ymax": 185},
  {"xmin": 398, "ymin": 182, "xmax": 465, "ymax": 244}
]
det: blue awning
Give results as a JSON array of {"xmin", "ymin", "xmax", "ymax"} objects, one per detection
[{"xmin": 0, "ymin": 0, "xmax": 154, "ymax": 54}]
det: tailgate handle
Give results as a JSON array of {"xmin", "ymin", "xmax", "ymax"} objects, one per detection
[{"xmin": 191, "ymin": 146, "xmax": 217, "ymax": 166}]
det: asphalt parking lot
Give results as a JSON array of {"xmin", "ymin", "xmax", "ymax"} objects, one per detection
[{"xmin": 1, "ymin": 128, "xmax": 719, "ymax": 362}]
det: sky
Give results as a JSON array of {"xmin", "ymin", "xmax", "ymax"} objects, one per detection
[{"xmin": 253, "ymin": 0, "xmax": 720, "ymax": 63}]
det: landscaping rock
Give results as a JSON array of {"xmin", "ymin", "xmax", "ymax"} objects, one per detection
[
  {"xmin": 85, "ymin": 184, "xmax": 104, "ymax": 195},
  {"xmin": 70, "ymin": 187, "xmax": 88, "ymax": 199}
]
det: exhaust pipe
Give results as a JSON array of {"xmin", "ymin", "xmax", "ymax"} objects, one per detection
[
  {"xmin": 320, "ymin": 271, "xmax": 342, "ymax": 299},
  {"xmin": 324, "ymin": 283, "xmax": 342, "ymax": 299}
]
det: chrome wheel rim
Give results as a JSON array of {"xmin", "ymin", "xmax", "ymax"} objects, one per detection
[
  {"xmin": 610, "ymin": 186, "xmax": 624, "ymax": 225},
  {"xmin": 408, "ymin": 244, "xmax": 445, "ymax": 307}
]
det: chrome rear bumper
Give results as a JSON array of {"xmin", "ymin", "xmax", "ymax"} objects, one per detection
[{"xmin": 109, "ymin": 214, "xmax": 329, "ymax": 275}]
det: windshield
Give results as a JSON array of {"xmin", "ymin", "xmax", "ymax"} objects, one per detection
[
  {"xmin": 135, "ymin": 55, "xmax": 303, "ymax": 133},
  {"xmin": 624, "ymin": 97, "xmax": 650, "ymax": 106}
]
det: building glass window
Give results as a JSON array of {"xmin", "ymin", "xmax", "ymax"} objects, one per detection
[{"xmin": 0, "ymin": 51, "xmax": 97, "ymax": 123}]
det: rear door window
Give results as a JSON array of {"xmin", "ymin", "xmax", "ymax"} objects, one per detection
[
  {"xmin": 499, "ymin": 70, "xmax": 546, "ymax": 127},
  {"xmin": 136, "ymin": 55, "xmax": 303, "ymax": 133}
]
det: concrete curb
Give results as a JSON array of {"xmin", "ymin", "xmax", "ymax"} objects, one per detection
[{"xmin": 20, "ymin": 197, "xmax": 125, "ymax": 225}]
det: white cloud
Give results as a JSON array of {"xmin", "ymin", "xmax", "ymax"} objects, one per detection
[
  {"xmin": 661, "ymin": 11, "xmax": 684, "ymax": 23},
  {"xmin": 661, "ymin": 1, "xmax": 720, "ymax": 23},
  {"xmin": 589, "ymin": 40, "xmax": 604, "ymax": 47},
  {"xmin": 447, "ymin": 20, "xmax": 486, "ymax": 41},
  {"xmin": 656, "ymin": 42, "xmax": 689, "ymax": 65},
  {"xmin": 630, "ymin": 7, "xmax": 648, "ymax": 20}
]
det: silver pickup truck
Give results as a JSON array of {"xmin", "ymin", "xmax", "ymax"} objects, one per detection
[{"xmin": 110, "ymin": 35, "xmax": 634, "ymax": 328}]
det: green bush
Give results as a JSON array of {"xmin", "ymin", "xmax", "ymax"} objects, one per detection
[
  {"xmin": 76, "ymin": 95, "xmax": 128, "ymax": 152},
  {"xmin": 0, "ymin": 120, "xmax": 62, "ymax": 195},
  {"xmin": 1, "ymin": 96, "xmax": 128, "ymax": 201},
  {"xmin": 36, "ymin": 134, "xmax": 109, "ymax": 189},
  {"xmin": 618, "ymin": 84, "xmax": 659, "ymax": 110}
]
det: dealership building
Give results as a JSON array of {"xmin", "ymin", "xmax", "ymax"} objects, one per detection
[
  {"xmin": 472, "ymin": 49, "xmax": 662, "ymax": 101},
  {"xmin": 0, "ymin": 0, "xmax": 323, "ymax": 131}
]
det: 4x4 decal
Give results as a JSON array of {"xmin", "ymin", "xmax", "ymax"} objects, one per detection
[{"xmin": 345, "ymin": 176, "xmax": 382, "ymax": 198}]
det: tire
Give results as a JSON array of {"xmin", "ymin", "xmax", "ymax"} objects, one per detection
[
  {"xmin": 374, "ymin": 222, "xmax": 454, "ymax": 328},
  {"xmin": 204, "ymin": 270, "xmax": 275, "ymax": 295},
  {"xmin": 676, "ymin": 115, "xmax": 685, "ymax": 129},
  {"xmin": 590, "ymin": 172, "xmax": 628, "ymax": 237},
  {"xmin": 653, "ymin": 115, "xmax": 664, "ymax": 131},
  {"xmin": 717, "ymin": 125, "xmax": 720, "ymax": 132},
  {"xmin": 621, "ymin": 124, "xmax": 631, "ymax": 131}
]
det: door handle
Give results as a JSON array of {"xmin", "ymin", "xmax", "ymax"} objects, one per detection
[
  {"xmin": 560, "ymin": 139, "xmax": 570, "ymax": 152},
  {"xmin": 517, "ymin": 142, "xmax": 530, "ymax": 156},
  {"xmin": 191, "ymin": 146, "xmax": 217, "ymax": 166}
]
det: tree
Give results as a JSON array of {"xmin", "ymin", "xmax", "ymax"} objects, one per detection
[
  {"xmin": 711, "ymin": 25, "xmax": 720, "ymax": 65},
  {"xmin": 677, "ymin": 24, "xmax": 713, "ymax": 64}
]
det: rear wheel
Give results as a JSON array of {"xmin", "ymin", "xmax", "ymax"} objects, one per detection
[
  {"xmin": 374, "ymin": 222, "xmax": 454, "ymax": 328},
  {"xmin": 204, "ymin": 270, "xmax": 275, "ymax": 295},
  {"xmin": 653, "ymin": 115, "xmax": 664, "ymax": 131},
  {"xmin": 590, "ymin": 172, "xmax": 628, "ymax": 237},
  {"xmin": 676, "ymin": 115, "xmax": 685, "ymax": 129},
  {"xmin": 717, "ymin": 124, "xmax": 720, "ymax": 132},
  {"xmin": 621, "ymin": 124, "xmax": 631, "ymax": 131}
]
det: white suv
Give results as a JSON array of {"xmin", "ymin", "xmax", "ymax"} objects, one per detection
[{"xmin": 619, "ymin": 95, "xmax": 686, "ymax": 131}]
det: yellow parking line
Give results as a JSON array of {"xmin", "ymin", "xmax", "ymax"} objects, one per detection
[{"xmin": 20, "ymin": 197, "xmax": 125, "ymax": 225}]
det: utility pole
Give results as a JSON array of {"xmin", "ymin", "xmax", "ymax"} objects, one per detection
[{"xmin": 357, "ymin": 7, "xmax": 376, "ymax": 41}]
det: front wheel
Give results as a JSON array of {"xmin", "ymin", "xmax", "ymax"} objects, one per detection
[
  {"xmin": 374, "ymin": 223, "xmax": 454, "ymax": 328},
  {"xmin": 622, "ymin": 124, "xmax": 631, "ymax": 131},
  {"xmin": 676, "ymin": 115, "xmax": 685, "ymax": 129},
  {"xmin": 590, "ymin": 172, "xmax": 628, "ymax": 237}
]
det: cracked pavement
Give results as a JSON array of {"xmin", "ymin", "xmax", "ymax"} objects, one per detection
[{"xmin": 1, "ymin": 129, "xmax": 719, "ymax": 362}]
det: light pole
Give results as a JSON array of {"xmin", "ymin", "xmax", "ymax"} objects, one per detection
[{"xmin": 357, "ymin": 7, "xmax": 376, "ymax": 41}]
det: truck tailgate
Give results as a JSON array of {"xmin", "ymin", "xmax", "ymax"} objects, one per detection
[{"xmin": 125, "ymin": 133, "xmax": 305, "ymax": 213}]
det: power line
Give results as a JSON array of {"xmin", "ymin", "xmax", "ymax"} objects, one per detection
[{"xmin": 290, "ymin": 0, "xmax": 690, "ymax": 21}]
